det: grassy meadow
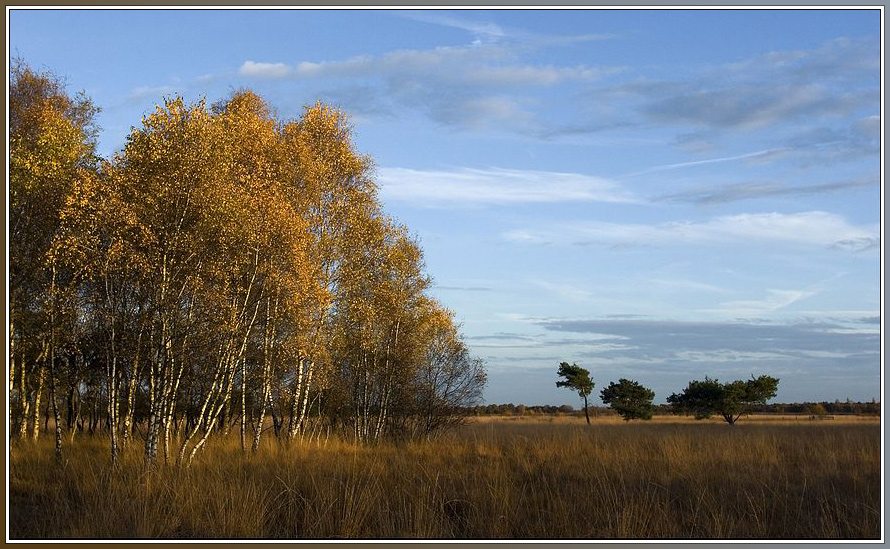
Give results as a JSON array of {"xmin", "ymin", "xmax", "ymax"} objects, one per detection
[{"xmin": 9, "ymin": 415, "xmax": 881, "ymax": 540}]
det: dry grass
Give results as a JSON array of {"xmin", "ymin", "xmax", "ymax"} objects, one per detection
[
  {"xmin": 9, "ymin": 419, "xmax": 881, "ymax": 540},
  {"xmin": 471, "ymin": 413, "xmax": 881, "ymax": 424}
]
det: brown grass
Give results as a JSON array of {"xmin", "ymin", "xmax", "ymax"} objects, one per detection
[{"xmin": 8, "ymin": 418, "xmax": 881, "ymax": 540}]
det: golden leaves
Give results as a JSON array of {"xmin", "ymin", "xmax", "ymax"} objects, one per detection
[{"xmin": 11, "ymin": 66, "xmax": 467, "ymax": 412}]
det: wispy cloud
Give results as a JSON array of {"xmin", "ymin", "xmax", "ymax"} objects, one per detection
[
  {"xmin": 377, "ymin": 166, "xmax": 637, "ymax": 207},
  {"xmin": 435, "ymin": 285, "xmax": 493, "ymax": 292},
  {"xmin": 538, "ymin": 317, "xmax": 879, "ymax": 363},
  {"xmin": 532, "ymin": 280, "xmax": 597, "ymax": 303},
  {"xmin": 239, "ymin": 45, "xmax": 608, "ymax": 88},
  {"xmin": 712, "ymin": 288, "xmax": 819, "ymax": 316},
  {"xmin": 779, "ymin": 115, "xmax": 882, "ymax": 165},
  {"xmin": 464, "ymin": 331, "xmax": 632, "ymax": 351},
  {"xmin": 234, "ymin": 32, "xmax": 620, "ymax": 132},
  {"xmin": 644, "ymin": 277, "xmax": 727, "ymax": 294},
  {"xmin": 239, "ymin": 60, "xmax": 292, "ymax": 79},
  {"xmin": 552, "ymin": 35, "xmax": 880, "ymax": 155},
  {"xmin": 673, "ymin": 349, "xmax": 798, "ymax": 363},
  {"xmin": 474, "ymin": 315, "xmax": 880, "ymax": 402},
  {"xmin": 400, "ymin": 11, "xmax": 508, "ymax": 43},
  {"xmin": 503, "ymin": 211, "xmax": 879, "ymax": 251},
  {"xmin": 659, "ymin": 174, "xmax": 878, "ymax": 205},
  {"xmin": 400, "ymin": 10, "xmax": 615, "ymax": 46},
  {"xmin": 643, "ymin": 83, "xmax": 867, "ymax": 130},
  {"xmin": 634, "ymin": 37, "xmax": 878, "ymax": 131},
  {"xmin": 127, "ymin": 84, "xmax": 175, "ymax": 102},
  {"xmin": 623, "ymin": 148, "xmax": 788, "ymax": 178}
]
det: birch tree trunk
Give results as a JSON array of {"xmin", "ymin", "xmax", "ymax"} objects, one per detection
[
  {"xmin": 251, "ymin": 293, "xmax": 277, "ymax": 453},
  {"xmin": 121, "ymin": 325, "xmax": 143, "ymax": 449},
  {"xmin": 18, "ymin": 358, "xmax": 30, "ymax": 439},
  {"xmin": 144, "ymin": 324, "xmax": 161, "ymax": 464},
  {"xmin": 287, "ymin": 358, "xmax": 305, "ymax": 440},
  {"xmin": 240, "ymin": 355, "xmax": 247, "ymax": 453},
  {"xmin": 9, "ymin": 319, "xmax": 16, "ymax": 438},
  {"xmin": 48, "ymin": 265, "xmax": 63, "ymax": 463},
  {"xmin": 107, "ymin": 336, "xmax": 119, "ymax": 464},
  {"xmin": 297, "ymin": 363, "xmax": 314, "ymax": 439},
  {"xmin": 30, "ymin": 363, "xmax": 45, "ymax": 441}
]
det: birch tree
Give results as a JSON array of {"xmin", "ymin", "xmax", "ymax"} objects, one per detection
[
  {"xmin": 10, "ymin": 71, "xmax": 489, "ymax": 461},
  {"xmin": 9, "ymin": 60, "xmax": 99, "ymax": 460}
]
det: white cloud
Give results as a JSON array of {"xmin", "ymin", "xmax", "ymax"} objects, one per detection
[
  {"xmin": 494, "ymin": 313, "xmax": 541, "ymax": 323},
  {"xmin": 401, "ymin": 11, "xmax": 507, "ymax": 43},
  {"xmin": 239, "ymin": 60, "xmax": 292, "ymax": 79},
  {"xmin": 660, "ymin": 175, "xmax": 879, "ymax": 205},
  {"xmin": 637, "ymin": 37, "xmax": 878, "ymax": 131},
  {"xmin": 713, "ymin": 289, "xmax": 819, "ymax": 316},
  {"xmin": 705, "ymin": 212, "xmax": 877, "ymax": 248},
  {"xmin": 232, "ymin": 40, "xmax": 619, "ymax": 132},
  {"xmin": 377, "ymin": 166, "xmax": 636, "ymax": 207},
  {"xmin": 464, "ymin": 65, "xmax": 615, "ymax": 87},
  {"xmin": 504, "ymin": 211, "xmax": 879, "ymax": 251},
  {"xmin": 623, "ymin": 148, "xmax": 788, "ymax": 178},
  {"xmin": 283, "ymin": 45, "xmax": 506, "ymax": 82},
  {"xmin": 285, "ymin": 45, "xmax": 605, "ymax": 89},
  {"xmin": 532, "ymin": 280, "xmax": 596, "ymax": 303},
  {"xmin": 401, "ymin": 11, "xmax": 615, "ymax": 47},
  {"xmin": 128, "ymin": 84, "xmax": 175, "ymax": 101},
  {"xmin": 645, "ymin": 278, "xmax": 727, "ymax": 294},
  {"xmin": 674, "ymin": 349, "xmax": 794, "ymax": 363},
  {"xmin": 502, "ymin": 230, "xmax": 552, "ymax": 245},
  {"xmin": 437, "ymin": 96, "xmax": 535, "ymax": 131}
]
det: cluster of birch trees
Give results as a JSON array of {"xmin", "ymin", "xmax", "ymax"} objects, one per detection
[{"xmin": 9, "ymin": 60, "xmax": 486, "ymax": 466}]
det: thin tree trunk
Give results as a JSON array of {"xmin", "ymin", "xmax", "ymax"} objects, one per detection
[
  {"xmin": 184, "ymin": 359, "xmax": 237, "ymax": 468},
  {"xmin": 9, "ymin": 318, "xmax": 16, "ymax": 437},
  {"xmin": 144, "ymin": 325, "xmax": 161, "ymax": 464},
  {"xmin": 18, "ymin": 359, "xmax": 30, "ymax": 439},
  {"xmin": 161, "ymin": 332, "xmax": 177, "ymax": 465},
  {"xmin": 108, "ymin": 355, "xmax": 119, "ymax": 463},
  {"xmin": 107, "ymin": 307, "xmax": 120, "ymax": 464},
  {"xmin": 47, "ymin": 364, "xmax": 63, "ymax": 463},
  {"xmin": 30, "ymin": 362, "xmax": 45, "ymax": 441},
  {"xmin": 177, "ymin": 353, "xmax": 228, "ymax": 466},
  {"xmin": 240, "ymin": 356, "xmax": 247, "ymax": 453},
  {"xmin": 48, "ymin": 265, "xmax": 63, "ymax": 463},
  {"xmin": 298, "ymin": 364, "xmax": 315, "ymax": 438},
  {"xmin": 252, "ymin": 293, "xmax": 277, "ymax": 453},
  {"xmin": 146, "ymin": 253, "xmax": 170, "ymax": 465},
  {"xmin": 122, "ymin": 324, "xmax": 144, "ymax": 449},
  {"xmin": 288, "ymin": 358, "xmax": 305, "ymax": 440}
]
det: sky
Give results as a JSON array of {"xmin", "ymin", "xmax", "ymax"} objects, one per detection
[{"xmin": 8, "ymin": 8, "xmax": 882, "ymax": 405}]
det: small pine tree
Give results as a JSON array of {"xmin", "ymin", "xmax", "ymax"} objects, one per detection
[
  {"xmin": 556, "ymin": 362, "xmax": 594, "ymax": 424},
  {"xmin": 600, "ymin": 379, "xmax": 656, "ymax": 421}
]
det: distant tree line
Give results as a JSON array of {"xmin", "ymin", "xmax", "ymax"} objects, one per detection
[
  {"xmin": 469, "ymin": 403, "xmax": 582, "ymax": 416},
  {"xmin": 742, "ymin": 400, "xmax": 880, "ymax": 415},
  {"xmin": 470, "ymin": 362, "xmax": 879, "ymax": 423},
  {"xmin": 468, "ymin": 400, "xmax": 880, "ymax": 417},
  {"xmin": 9, "ymin": 60, "xmax": 486, "ymax": 467}
]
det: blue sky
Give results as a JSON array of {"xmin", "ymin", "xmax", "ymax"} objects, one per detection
[{"xmin": 9, "ymin": 8, "xmax": 882, "ymax": 405}]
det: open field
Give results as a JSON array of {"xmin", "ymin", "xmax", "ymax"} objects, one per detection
[{"xmin": 9, "ymin": 418, "xmax": 881, "ymax": 540}]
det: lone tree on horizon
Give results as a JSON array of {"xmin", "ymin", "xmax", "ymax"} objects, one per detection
[
  {"xmin": 667, "ymin": 375, "xmax": 779, "ymax": 425},
  {"xmin": 556, "ymin": 362, "xmax": 594, "ymax": 424},
  {"xmin": 600, "ymin": 378, "xmax": 656, "ymax": 421}
]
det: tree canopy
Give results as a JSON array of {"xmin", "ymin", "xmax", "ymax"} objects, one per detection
[
  {"xmin": 9, "ymin": 61, "xmax": 487, "ymax": 466},
  {"xmin": 667, "ymin": 375, "xmax": 779, "ymax": 425},
  {"xmin": 556, "ymin": 362, "xmax": 594, "ymax": 424},
  {"xmin": 600, "ymin": 378, "xmax": 655, "ymax": 421}
]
